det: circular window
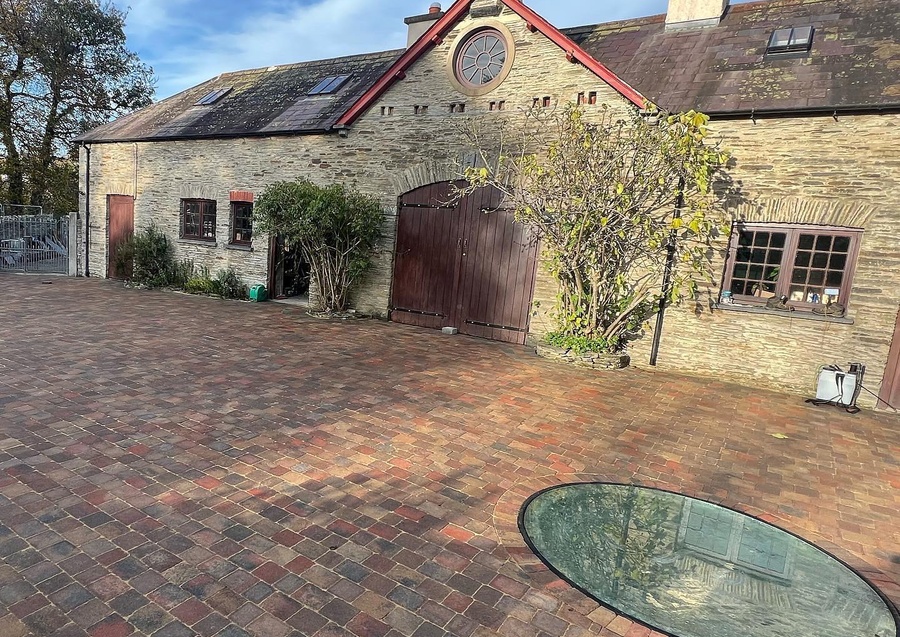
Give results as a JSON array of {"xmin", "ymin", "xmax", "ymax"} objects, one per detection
[{"xmin": 455, "ymin": 29, "xmax": 509, "ymax": 89}]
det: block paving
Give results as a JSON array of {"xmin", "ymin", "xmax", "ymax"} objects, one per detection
[{"xmin": 0, "ymin": 275, "xmax": 897, "ymax": 637}]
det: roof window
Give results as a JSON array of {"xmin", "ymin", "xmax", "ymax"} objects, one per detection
[
  {"xmin": 195, "ymin": 87, "xmax": 232, "ymax": 106},
  {"xmin": 308, "ymin": 75, "xmax": 351, "ymax": 95},
  {"xmin": 766, "ymin": 26, "xmax": 814, "ymax": 55}
]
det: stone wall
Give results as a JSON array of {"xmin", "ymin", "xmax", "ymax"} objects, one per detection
[
  {"xmin": 80, "ymin": 4, "xmax": 631, "ymax": 318},
  {"xmin": 627, "ymin": 113, "xmax": 900, "ymax": 408}
]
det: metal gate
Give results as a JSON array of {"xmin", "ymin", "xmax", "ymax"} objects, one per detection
[{"xmin": 0, "ymin": 215, "xmax": 70, "ymax": 274}]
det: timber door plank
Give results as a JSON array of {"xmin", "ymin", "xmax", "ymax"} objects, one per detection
[
  {"xmin": 107, "ymin": 195, "xmax": 135, "ymax": 280},
  {"xmin": 391, "ymin": 182, "xmax": 538, "ymax": 344}
]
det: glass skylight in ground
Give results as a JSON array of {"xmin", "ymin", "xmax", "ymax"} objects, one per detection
[{"xmin": 521, "ymin": 483, "xmax": 898, "ymax": 637}]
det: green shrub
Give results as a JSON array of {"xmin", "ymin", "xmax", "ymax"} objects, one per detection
[
  {"xmin": 214, "ymin": 267, "xmax": 249, "ymax": 300},
  {"xmin": 118, "ymin": 224, "xmax": 249, "ymax": 301},
  {"xmin": 170, "ymin": 258, "xmax": 195, "ymax": 289},
  {"xmin": 254, "ymin": 179, "xmax": 384, "ymax": 312},
  {"xmin": 113, "ymin": 238, "xmax": 135, "ymax": 279},
  {"xmin": 131, "ymin": 223, "xmax": 175, "ymax": 287},
  {"xmin": 543, "ymin": 331, "xmax": 617, "ymax": 355},
  {"xmin": 180, "ymin": 266, "xmax": 248, "ymax": 300},
  {"xmin": 183, "ymin": 266, "xmax": 216, "ymax": 295}
]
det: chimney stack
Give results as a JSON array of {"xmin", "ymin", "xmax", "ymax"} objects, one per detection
[
  {"xmin": 665, "ymin": 0, "xmax": 728, "ymax": 29},
  {"xmin": 405, "ymin": 3, "xmax": 444, "ymax": 48}
]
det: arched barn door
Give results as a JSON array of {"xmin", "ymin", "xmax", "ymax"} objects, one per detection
[{"xmin": 390, "ymin": 181, "xmax": 539, "ymax": 344}]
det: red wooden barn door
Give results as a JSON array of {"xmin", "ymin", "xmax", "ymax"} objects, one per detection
[
  {"xmin": 391, "ymin": 182, "xmax": 463, "ymax": 330},
  {"xmin": 878, "ymin": 306, "xmax": 900, "ymax": 409},
  {"xmin": 457, "ymin": 187, "xmax": 539, "ymax": 343},
  {"xmin": 390, "ymin": 182, "xmax": 538, "ymax": 344},
  {"xmin": 107, "ymin": 195, "xmax": 135, "ymax": 280}
]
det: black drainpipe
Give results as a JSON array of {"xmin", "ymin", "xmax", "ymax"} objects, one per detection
[
  {"xmin": 83, "ymin": 143, "xmax": 91, "ymax": 277},
  {"xmin": 649, "ymin": 177, "xmax": 685, "ymax": 367}
]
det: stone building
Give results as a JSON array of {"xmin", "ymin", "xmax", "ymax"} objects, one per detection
[{"xmin": 76, "ymin": 0, "xmax": 900, "ymax": 408}]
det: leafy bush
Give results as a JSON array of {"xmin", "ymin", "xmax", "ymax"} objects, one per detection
[
  {"xmin": 119, "ymin": 224, "xmax": 249, "ymax": 301},
  {"xmin": 183, "ymin": 266, "xmax": 217, "ymax": 295},
  {"xmin": 181, "ymin": 265, "xmax": 248, "ymax": 300},
  {"xmin": 254, "ymin": 179, "xmax": 384, "ymax": 312},
  {"xmin": 543, "ymin": 331, "xmax": 616, "ymax": 355},
  {"xmin": 463, "ymin": 105, "xmax": 730, "ymax": 353},
  {"xmin": 170, "ymin": 258, "xmax": 195, "ymax": 289},
  {"xmin": 131, "ymin": 223, "xmax": 175, "ymax": 287},
  {"xmin": 214, "ymin": 267, "xmax": 249, "ymax": 300},
  {"xmin": 113, "ymin": 238, "xmax": 134, "ymax": 279}
]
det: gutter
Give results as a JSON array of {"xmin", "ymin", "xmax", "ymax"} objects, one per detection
[
  {"xmin": 73, "ymin": 102, "xmax": 900, "ymax": 145},
  {"xmin": 73, "ymin": 127, "xmax": 337, "ymax": 146},
  {"xmin": 705, "ymin": 103, "xmax": 900, "ymax": 120}
]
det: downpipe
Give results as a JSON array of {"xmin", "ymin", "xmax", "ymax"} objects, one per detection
[
  {"xmin": 649, "ymin": 178, "xmax": 685, "ymax": 367},
  {"xmin": 82, "ymin": 143, "xmax": 91, "ymax": 277}
]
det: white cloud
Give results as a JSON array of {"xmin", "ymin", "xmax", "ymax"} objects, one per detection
[
  {"xmin": 142, "ymin": 0, "xmax": 754, "ymax": 98},
  {"xmin": 114, "ymin": 0, "xmax": 194, "ymax": 38},
  {"xmin": 153, "ymin": 0, "xmax": 413, "ymax": 96}
]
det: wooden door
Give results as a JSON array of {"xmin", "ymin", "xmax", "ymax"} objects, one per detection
[
  {"xmin": 878, "ymin": 306, "xmax": 900, "ymax": 409},
  {"xmin": 391, "ymin": 182, "xmax": 465, "ymax": 330},
  {"xmin": 457, "ymin": 195, "xmax": 540, "ymax": 343},
  {"xmin": 107, "ymin": 195, "xmax": 134, "ymax": 280},
  {"xmin": 390, "ymin": 182, "xmax": 539, "ymax": 344}
]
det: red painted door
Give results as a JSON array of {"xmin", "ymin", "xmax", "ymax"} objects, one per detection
[
  {"xmin": 390, "ymin": 182, "xmax": 538, "ymax": 344},
  {"xmin": 107, "ymin": 195, "xmax": 134, "ymax": 280}
]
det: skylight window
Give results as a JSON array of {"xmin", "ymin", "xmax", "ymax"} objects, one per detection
[
  {"xmin": 195, "ymin": 87, "xmax": 232, "ymax": 106},
  {"xmin": 766, "ymin": 26, "xmax": 814, "ymax": 54},
  {"xmin": 308, "ymin": 75, "xmax": 351, "ymax": 96}
]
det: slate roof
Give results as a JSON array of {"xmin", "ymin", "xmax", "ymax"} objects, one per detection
[
  {"xmin": 564, "ymin": 0, "xmax": 900, "ymax": 114},
  {"xmin": 79, "ymin": 0, "xmax": 899, "ymax": 143},
  {"xmin": 76, "ymin": 49, "xmax": 403, "ymax": 143}
]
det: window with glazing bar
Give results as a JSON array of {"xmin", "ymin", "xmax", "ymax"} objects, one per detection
[
  {"xmin": 181, "ymin": 199, "xmax": 216, "ymax": 241},
  {"xmin": 722, "ymin": 223, "xmax": 861, "ymax": 310},
  {"xmin": 766, "ymin": 26, "xmax": 814, "ymax": 54},
  {"xmin": 230, "ymin": 202, "xmax": 253, "ymax": 245}
]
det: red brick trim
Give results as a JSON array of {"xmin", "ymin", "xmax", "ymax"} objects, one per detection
[
  {"xmin": 336, "ymin": 0, "xmax": 645, "ymax": 127},
  {"xmin": 230, "ymin": 190, "xmax": 254, "ymax": 203}
]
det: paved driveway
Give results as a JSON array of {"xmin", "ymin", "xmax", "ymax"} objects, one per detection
[{"xmin": 0, "ymin": 275, "xmax": 898, "ymax": 637}]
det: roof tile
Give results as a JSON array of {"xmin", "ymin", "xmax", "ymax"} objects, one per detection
[
  {"xmin": 78, "ymin": 0, "xmax": 899, "ymax": 143},
  {"xmin": 77, "ymin": 50, "xmax": 403, "ymax": 143},
  {"xmin": 565, "ymin": 0, "xmax": 900, "ymax": 113}
]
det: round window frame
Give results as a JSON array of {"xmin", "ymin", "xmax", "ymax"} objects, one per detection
[{"xmin": 447, "ymin": 22, "xmax": 515, "ymax": 97}]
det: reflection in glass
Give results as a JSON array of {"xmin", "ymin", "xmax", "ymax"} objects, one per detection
[{"xmin": 521, "ymin": 484, "xmax": 897, "ymax": 637}]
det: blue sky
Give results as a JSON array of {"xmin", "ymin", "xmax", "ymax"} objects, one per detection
[{"xmin": 112, "ymin": 0, "xmax": 750, "ymax": 99}]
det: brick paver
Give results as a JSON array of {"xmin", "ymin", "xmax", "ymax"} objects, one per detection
[{"xmin": 0, "ymin": 275, "xmax": 898, "ymax": 636}]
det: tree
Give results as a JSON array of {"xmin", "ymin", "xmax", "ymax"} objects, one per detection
[
  {"xmin": 0, "ymin": 0, "xmax": 154, "ymax": 211},
  {"xmin": 254, "ymin": 179, "xmax": 385, "ymax": 313},
  {"xmin": 461, "ymin": 104, "xmax": 730, "ymax": 353}
]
